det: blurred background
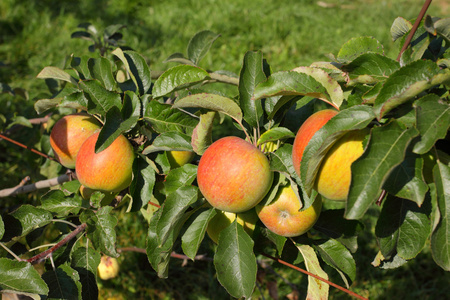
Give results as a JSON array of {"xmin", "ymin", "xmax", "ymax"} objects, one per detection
[{"xmin": 1, "ymin": 0, "xmax": 449, "ymax": 299}]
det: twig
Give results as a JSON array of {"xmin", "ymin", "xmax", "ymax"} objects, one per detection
[
  {"xmin": 0, "ymin": 174, "xmax": 72, "ymax": 197},
  {"xmin": 397, "ymin": 0, "xmax": 433, "ymax": 61},
  {"xmin": 117, "ymin": 247, "xmax": 213, "ymax": 262},
  {"xmin": 0, "ymin": 133, "xmax": 59, "ymax": 163},
  {"xmin": 0, "ymin": 115, "xmax": 52, "ymax": 140},
  {"xmin": 376, "ymin": 190, "xmax": 387, "ymax": 206}
]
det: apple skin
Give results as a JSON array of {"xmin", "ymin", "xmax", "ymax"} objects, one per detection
[
  {"xmin": 256, "ymin": 184, "xmax": 322, "ymax": 237},
  {"xmin": 315, "ymin": 129, "xmax": 368, "ymax": 201},
  {"xmin": 50, "ymin": 114, "xmax": 101, "ymax": 169},
  {"xmin": 167, "ymin": 150, "xmax": 195, "ymax": 168},
  {"xmin": 76, "ymin": 132, "xmax": 134, "ymax": 193},
  {"xmin": 97, "ymin": 256, "xmax": 119, "ymax": 280},
  {"xmin": 206, "ymin": 209, "xmax": 258, "ymax": 244},
  {"xmin": 197, "ymin": 136, "xmax": 273, "ymax": 213},
  {"xmin": 292, "ymin": 109, "xmax": 338, "ymax": 177}
]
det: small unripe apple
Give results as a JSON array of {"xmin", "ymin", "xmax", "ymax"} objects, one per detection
[
  {"xmin": 197, "ymin": 136, "xmax": 273, "ymax": 213},
  {"xmin": 315, "ymin": 129, "xmax": 368, "ymax": 200},
  {"xmin": 76, "ymin": 132, "xmax": 134, "ymax": 192},
  {"xmin": 292, "ymin": 109, "xmax": 338, "ymax": 177},
  {"xmin": 167, "ymin": 150, "xmax": 195, "ymax": 168},
  {"xmin": 97, "ymin": 256, "xmax": 119, "ymax": 280},
  {"xmin": 206, "ymin": 209, "xmax": 258, "ymax": 244},
  {"xmin": 50, "ymin": 114, "xmax": 101, "ymax": 169},
  {"xmin": 256, "ymin": 184, "xmax": 322, "ymax": 237}
]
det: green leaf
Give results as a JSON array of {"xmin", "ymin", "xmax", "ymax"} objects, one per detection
[
  {"xmin": 163, "ymin": 164, "xmax": 198, "ymax": 194},
  {"xmin": 187, "ymin": 30, "xmax": 220, "ymax": 65},
  {"xmin": 375, "ymin": 195, "xmax": 431, "ymax": 261},
  {"xmin": 373, "ymin": 60, "xmax": 448, "ymax": 119},
  {"xmin": 42, "ymin": 263, "xmax": 82, "ymax": 299},
  {"xmin": 181, "ymin": 208, "xmax": 217, "ymax": 260},
  {"xmin": 40, "ymin": 190, "xmax": 86, "ymax": 217},
  {"xmin": 214, "ymin": 221, "xmax": 257, "ymax": 299},
  {"xmin": 81, "ymin": 206, "xmax": 118, "ymax": 258},
  {"xmin": 152, "ymin": 65, "xmax": 210, "ymax": 98},
  {"xmin": 434, "ymin": 17, "xmax": 450, "ymax": 43},
  {"xmin": 0, "ymin": 258, "xmax": 49, "ymax": 295},
  {"xmin": 383, "ymin": 150, "xmax": 428, "ymax": 206},
  {"xmin": 239, "ymin": 50, "xmax": 266, "ymax": 127},
  {"xmin": 259, "ymin": 228, "xmax": 287, "ymax": 256},
  {"xmin": 431, "ymin": 162, "xmax": 450, "ymax": 270},
  {"xmin": 79, "ymin": 79, "xmax": 122, "ymax": 115},
  {"xmin": 391, "ymin": 17, "xmax": 412, "ymax": 42},
  {"xmin": 314, "ymin": 239, "xmax": 356, "ymax": 288},
  {"xmin": 295, "ymin": 243, "xmax": 329, "ymax": 300},
  {"xmin": 346, "ymin": 121, "xmax": 419, "ymax": 219},
  {"xmin": 191, "ymin": 111, "xmax": 215, "ymax": 155},
  {"xmin": 34, "ymin": 87, "xmax": 88, "ymax": 114},
  {"xmin": 173, "ymin": 93, "xmax": 243, "ymax": 123},
  {"xmin": 112, "ymin": 49, "xmax": 151, "ymax": 95},
  {"xmin": 129, "ymin": 155, "xmax": 156, "ymax": 212},
  {"xmin": 37, "ymin": 66, "xmax": 78, "ymax": 85},
  {"xmin": 71, "ymin": 247, "xmax": 101, "ymax": 300},
  {"xmin": 144, "ymin": 100, "xmax": 199, "ymax": 134},
  {"xmin": 142, "ymin": 132, "xmax": 192, "ymax": 154},
  {"xmin": 164, "ymin": 52, "xmax": 195, "ymax": 65},
  {"xmin": 413, "ymin": 94, "xmax": 450, "ymax": 154},
  {"xmin": 257, "ymin": 127, "xmax": 295, "ymax": 146},
  {"xmin": 88, "ymin": 57, "xmax": 116, "ymax": 91},
  {"xmin": 0, "ymin": 215, "xmax": 4, "ymax": 240},
  {"xmin": 337, "ymin": 36, "xmax": 384, "ymax": 63},
  {"xmin": 253, "ymin": 71, "xmax": 330, "ymax": 105}
]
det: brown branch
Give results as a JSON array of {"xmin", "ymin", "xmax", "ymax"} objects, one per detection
[
  {"xmin": 117, "ymin": 247, "xmax": 213, "ymax": 262},
  {"xmin": 397, "ymin": 0, "xmax": 433, "ymax": 61},
  {"xmin": 0, "ymin": 174, "xmax": 72, "ymax": 197},
  {"xmin": 24, "ymin": 223, "xmax": 87, "ymax": 264},
  {"xmin": 261, "ymin": 252, "xmax": 368, "ymax": 300},
  {"xmin": 0, "ymin": 133, "xmax": 59, "ymax": 162}
]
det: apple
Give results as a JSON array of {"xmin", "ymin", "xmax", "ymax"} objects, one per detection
[
  {"xmin": 50, "ymin": 114, "xmax": 101, "ymax": 169},
  {"xmin": 292, "ymin": 109, "xmax": 338, "ymax": 177},
  {"xmin": 256, "ymin": 184, "xmax": 322, "ymax": 237},
  {"xmin": 197, "ymin": 136, "xmax": 273, "ymax": 213},
  {"xmin": 206, "ymin": 209, "xmax": 258, "ymax": 244},
  {"xmin": 76, "ymin": 132, "xmax": 134, "ymax": 192},
  {"xmin": 167, "ymin": 150, "xmax": 195, "ymax": 168},
  {"xmin": 315, "ymin": 128, "xmax": 368, "ymax": 200},
  {"xmin": 97, "ymin": 255, "xmax": 119, "ymax": 280}
]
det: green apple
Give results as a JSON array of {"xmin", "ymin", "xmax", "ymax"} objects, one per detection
[
  {"xmin": 167, "ymin": 150, "xmax": 195, "ymax": 168},
  {"xmin": 206, "ymin": 209, "xmax": 258, "ymax": 244}
]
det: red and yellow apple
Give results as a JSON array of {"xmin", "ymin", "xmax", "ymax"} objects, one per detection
[
  {"xmin": 206, "ymin": 209, "xmax": 258, "ymax": 244},
  {"xmin": 76, "ymin": 132, "xmax": 134, "ymax": 192},
  {"xmin": 197, "ymin": 136, "xmax": 273, "ymax": 213},
  {"xmin": 97, "ymin": 255, "xmax": 119, "ymax": 280},
  {"xmin": 50, "ymin": 114, "xmax": 101, "ymax": 168},
  {"xmin": 256, "ymin": 184, "xmax": 322, "ymax": 237},
  {"xmin": 315, "ymin": 129, "xmax": 368, "ymax": 200},
  {"xmin": 167, "ymin": 150, "xmax": 195, "ymax": 168}
]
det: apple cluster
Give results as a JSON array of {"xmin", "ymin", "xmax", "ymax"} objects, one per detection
[{"xmin": 50, "ymin": 114, "xmax": 135, "ymax": 201}]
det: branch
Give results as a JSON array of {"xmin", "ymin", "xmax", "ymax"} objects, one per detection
[
  {"xmin": 0, "ymin": 132, "xmax": 59, "ymax": 163},
  {"xmin": 117, "ymin": 247, "xmax": 213, "ymax": 262},
  {"xmin": 0, "ymin": 174, "xmax": 72, "ymax": 198}
]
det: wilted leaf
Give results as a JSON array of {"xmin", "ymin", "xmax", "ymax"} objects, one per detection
[{"xmin": 0, "ymin": 258, "xmax": 49, "ymax": 295}]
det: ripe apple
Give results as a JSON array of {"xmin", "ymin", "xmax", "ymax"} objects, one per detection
[
  {"xmin": 206, "ymin": 209, "xmax": 258, "ymax": 244},
  {"xmin": 197, "ymin": 136, "xmax": 273, "ymax": 213},
  {"xmin": 50, "ymin": 114, "xmax": 101, "ymax": 169},
  {"xmin": 256, "ymin": 184, "xmax": 322, "ymax": 237},
  {"xmin": 76, "ymin": 132, "xmax": 134, "ymax": 192},
  {"xmin": 292, "ymin": 109, "xmax": 338, "ymax": 177},
  {"xmin": 315, "ymin": 128, "xmax": 368, "ymax": 200},
  {"xmin": 167, "ymin": 150, "xmax": 195, "ymax": 168},
  {"xmin": 97, "ymin": 256, "xmax": 119, "ymax": 280}
]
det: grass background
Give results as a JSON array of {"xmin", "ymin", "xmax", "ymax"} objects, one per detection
[{"xmin": 1, "ymin": 0, "xmax": 449, "ymax": 299}]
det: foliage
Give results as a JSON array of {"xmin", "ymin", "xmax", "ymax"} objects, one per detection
[{"xmin": 1, "ymin": 7, "xmax": 449, "ymax": 300}]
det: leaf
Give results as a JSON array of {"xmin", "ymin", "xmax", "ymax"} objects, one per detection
[
  {"xmin": 295, "ymin": 243, "xmax": 329, "ymax": 300},
  {"xmin": 79, "ymin": 79, "xmax": 122, "ymax": 115},
  {"xmin": 173, "ymin": 93, "xmax": 243, "ymax": 123},
  {"xmin": 129, "ymin": 155, "xmax": 156, "ymax": 212},
  {"xmin": 346, "ymin": 121, "xmax": 419, "ymax": 219},
  {"xmin": 88, "ymin": 57, "xmax": 116, "ymax": 91},
  {"xmin": 191, "ymin": 111, "xmax": 216, "ymax": 155},
  {"xmin": 391, "ymin": 17, "xmax": 412, "ymax": 41},
  {"xmin": 253, "ymin": 71, "xmax": 330, "ymax": 105},
  {"xmin": 259, "ymin": 228, "xmax": 287, "ymax": 256},
  {"xmin": 383, "ymin": 150, "xmax": 428, "ymax": 206},
  {"xmin": 181, "ymin": 208, "xmax": 217, "ymax": 260},
  {"xmin": 112, "ymin": 49, "xmax": 151, "ymax": 95},
  {"xmin": 37, "ymin": 66, "xmax": 78, "ymax": 85},
  {"xmin": 142, "ymin": 132, "xmax": 192, "ymax": 154},
  {"xmin": 164, "ymin": 164, "xmax": 198, "ymax": 194},
  {"xmin": 81, "ymin": 206, "xmax": 118, "ymax": 257},
  {"xmin": 71, "ymin": 247, "xmax": 101, "ymax": 300},
  {"xmin": 239, "ymin": 50, "xmax": 266, "ymax": 127},
  {"xmin": 375, "ymin": 195, "xmax": 431, "ymax": 261},
  {"xmin": 413, "ymin": 94, "xmax": 450, "ymax": 154},
  {"xmin": 431, "ymin": 162, "xmax": 450, "ymax": 270},
  {"xmin": 214, "ymin": 221, "xmax": 257, "ymax": 299},
  {"xmin": 144, "ymin": 100, "xmax": 199, "ymax": 134},
  {"xmin": 257, "ymin": 127, "xmax": 295, "ymax": 146},
  {"xmin": 164, "ymin": 52, "xmax": 195, "ymax": 65},
  {"xmin": 0, "ymin": 215, "xmax": 4, "ymax": 240},
  {"xmin": 314, "ymin": 239, "xmax": 356, "ymax": 288},
  {"xmin": 336, "ymin": 36, "xmax": 384, "ymax": 63},
  {"xmin": 300, "ymin": 105, "xmax": 375, "ymax": 196},
  {"xmin": 434, "ymin": 17, "xmax": 450, "ymax": 43},
  {"xmin": 40, "ymin": 190, "xmax": 86, "ymax": 217},
  {"xmin": 0, "ymin": 258, "xmax": 49, "ymax": 295},
  {"xmin": 187, "ymin": 30, "xmax": 221, "ymax": 65},
  {"xmin": 293, "ymin": 66, "xmax": 344, "ymax": 108},
  {"xmin": 373, "ymin": 60, "xmax": 448, "ymax": 120},
  {"xmin": 42, "ymin": 263, "xmax": 82, "ymax": 299},
  {"xmin": 152, "ymin": 65, "xmax": 210, "ymax": 98}
]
